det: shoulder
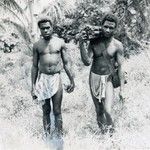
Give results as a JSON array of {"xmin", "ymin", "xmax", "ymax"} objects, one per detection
[
  {"xmin": 113, "ymin": 38, "xmax": 123, "ymax": 53},
  {"xmin": 33, "ymin": 39, "xmax": 43, "ymax": 50},
  {"xmin": 51, "ymin": 35, "xmax": 65, "ymax": 47},
  {"xmin": 52, "ymin": 35, "xmax": 64, "ymax": 43}
]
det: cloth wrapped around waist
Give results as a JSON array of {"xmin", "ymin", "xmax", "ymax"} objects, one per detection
[
  {"xmin": 35, "ymin": 73, "xmax": 61, "ymax": 101},
  {"xmin": 89, "ymin": 72, "xmax": 111, "ymax": 102}
]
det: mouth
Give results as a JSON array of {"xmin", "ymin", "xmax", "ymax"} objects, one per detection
[
  {"xmin": 105, "ymin": 33, "xmax": 111, "ymax": 37},
  {"xmin": 44, "ymin": 34, "xmax": 50, "ymax": 37}
]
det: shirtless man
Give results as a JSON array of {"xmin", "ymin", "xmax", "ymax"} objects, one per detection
[
  {"xmin": 79, "ymin": 14, "xmax": 125, "ymax": 134},
  {"xmin": 31, "ymin": 16, "xmax": 75, "ymax": 137}
]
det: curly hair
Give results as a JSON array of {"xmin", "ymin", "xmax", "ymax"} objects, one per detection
[
  {"xmin": 37, "ymin": 16, "xmax": 53, "ymax": 28},
  {"xmin": 101, "ymin": 13, "xmax": 118, "ymax": 28}
]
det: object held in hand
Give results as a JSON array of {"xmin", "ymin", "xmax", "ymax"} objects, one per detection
[
  {"xmin": 32, "ymin": 95, "xmax": 38, "ymax": 104},
  {"xmin": 33, "ymin": 95, "xmax": 38, "ymax": 99},
  {"xmin": 81, "ymin": 25, "xmax": 102, "ymax": 40}
]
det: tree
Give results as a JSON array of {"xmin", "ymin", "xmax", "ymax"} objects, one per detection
[{"xmin": 0, "ymin": 0, "xmax": 149, "ymax": 55}]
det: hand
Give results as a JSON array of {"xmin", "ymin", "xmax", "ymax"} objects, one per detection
[
  {"xmin": 31, "ymin": 88, "xmax": 38, "ymax": 104},
  {"xmin": 79, "ymin": 30, "xmax": 88, "ymax": 40},
  {"xmin": 88, "ymin": 26, "xmax": 101, "ymax": 39},
  {"xmin": 119, "ymin": 90, "xmax": 125, "ymax": 104},
  {"xmin": 65, "ymin": 82, "xmax": 75, "ymax": 93}
]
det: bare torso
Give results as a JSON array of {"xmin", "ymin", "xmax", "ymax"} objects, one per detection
[
  {"xmin": 36, "ymin": 36, "xmax": 63, "ymax": 74},
  {"xmin": 90, "ymin": 38, "xmax": 121, "ymax": 75}
]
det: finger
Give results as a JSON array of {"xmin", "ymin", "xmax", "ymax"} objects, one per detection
[
  {"xmin": 33, "ymin": 98, "xmax": 38, "ymax": 104},
  {"xmin": 31, "ymin": 91, "xmax": 36, "ymax": 97},
  {"xmin": 120, "ymin": 97, "xmax": 125, "ymax": 104},
  {"xmin": 82, "ymin": 35, "xmax": 87, "ymax": 39},
  {"xmin": 82, "ymin": 31, "xmax": 86, "ymax": 34},
  {"xmin": 65, "ymin": 85, "xmax": 70, "ymax": 92},
  {"xmin": 33, "ymin": 100, "xmax": 38, "ymax": 105},
  {"xmin": 67, "ymin": 86, "xmax": 73, "ymax": 93},
  {"xmin": 64, "ymin": 84, "xmax": 68, "ymax": 91},
  {"xmin": 69, "ymin": 87, "xmax": 74, "ymax": 93},
  {"xmin": 67, "ymin": 88, "xmax": 72, "ymax": 93},
  {"xmin": 120, "ymin": 96, "xmax": 123, "ymax": 102}
]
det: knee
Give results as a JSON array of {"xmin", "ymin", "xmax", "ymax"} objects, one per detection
[
  {"xmin": 105, "ymin": 105, "xmax": 111, "ymax": 115},
  {"xmin": 96, "ymin": 110, "xmax": 103, "ymax": 117},
  {"xmin": 105, "ymin": 108, "xmax": 111, "ymax": 115},
  {"xmin": 96, "ymin": 110, "xmax": 103, "ymax": 118},
  {"xmin": 96, "ymin": 103, "xmax": 104, "ymax": 116},
  {"xmin": 53, "ymin": 108, "xmax": 61, "ymax": 116},
  {"xmin": 43, "ymin": 106, "xmax": 51, "ymax": 115}
]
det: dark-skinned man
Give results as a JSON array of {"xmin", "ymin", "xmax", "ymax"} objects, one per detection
[
  {"xmin": 31, "ymin": 16, "xmax": 75, "ymax": 138},
  {"xmin": 79, "ymin": 13, "xmax": 125, "ymax": 134}
]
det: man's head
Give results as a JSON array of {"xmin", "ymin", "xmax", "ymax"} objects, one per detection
[
  {"xmin": 37, "ymin": 16, "xmax": 53, "ymax": 40},
  {"xmin": 101, "ymin": 13, "xmax": 118, "ymax": 38}
]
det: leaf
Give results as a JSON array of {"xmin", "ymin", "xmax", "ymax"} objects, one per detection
[
  {"xmin": 2, "ymin": 19, "xmax": 31, "ymax": 43},
  {"xmin": 0, "ymin": 23, "xmax": 6, "ymax": 32},
  {"xmin": 2, "ymin": 0, "xmax": 24, "ymax": 14},
  {"xmin": 0, "ymin": 1, "xmax": 28, "ymax": 27}
]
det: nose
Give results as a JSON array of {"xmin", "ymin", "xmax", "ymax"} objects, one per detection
[
  {"xmin": 44, "ymin": 29, "xmax": 48, "ymax": 32},
  {"xmin": 106, "ymin": 28, "xmax": 110, "ymax": 32}
]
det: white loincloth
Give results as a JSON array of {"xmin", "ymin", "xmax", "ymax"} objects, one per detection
[
  {"xmin": 35, "ymin": 73, "xmax": 60, "ymax": 102},
  {"xmin": 90, "ymin": 72, "xmax": 109, "ymax": 102}
]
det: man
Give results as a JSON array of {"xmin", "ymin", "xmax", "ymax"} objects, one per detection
[
  {"xmin": 79, "ymin": 13, "xmax": 125, "ymax": 134},
  {"xmin": 31, "ymin": 16, "xmax": 75, "ymax": 137}
]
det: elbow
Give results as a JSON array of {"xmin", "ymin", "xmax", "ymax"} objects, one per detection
[
  {"xmin": 32, "ymin": 65, "xmax": 36, "ymax": 69},
  {"xmin": 82, "ymin": 58, "xmax": 91, "ymax": 66},
  {"xmin": 83, "ymin": 61, "xmax": 91, "ymax": 66},
  {"xmin": 32, "ymin": 64, "xmax": 38, "ymax": 72},
  {"xmin": 63, "ymin": 63, "xmax": 70, "ymax": 70}
]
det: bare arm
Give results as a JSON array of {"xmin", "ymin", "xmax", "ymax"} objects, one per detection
[
  {"xmin": 61, "ymin": 41, "xmax": 75, "ymax": 93},
  {"xmin": 117, "ymin": 43, "xmax": 125, "ymax": 93},
  {"xmin": 31, "ymin": 43, "xmax": 39, "ymax": 92},
  {"xmin": 79, "ymin": 39, "xmax": 93, "ymax": 66}
]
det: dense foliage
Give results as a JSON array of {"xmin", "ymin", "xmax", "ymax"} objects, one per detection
[
  {"xmin": 50, "ymin": 0, "xmax": 150, "ymax": 56},
  {"xmin": 0, "ymin": 0, "xmax": 149, "ymax": 55}
]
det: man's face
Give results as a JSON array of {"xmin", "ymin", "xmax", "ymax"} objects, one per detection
[
  {"xmin": 102, "ymin": 20, "xmax": 116, "ymax": 38},
  {"xmin": 39, "ymin": 22, "xmax": 53, "ymax": 39}
]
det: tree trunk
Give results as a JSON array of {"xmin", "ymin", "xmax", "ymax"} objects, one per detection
[{"xmin": 28, "ymin": 0, "xmax": 35, "ymax": 42}]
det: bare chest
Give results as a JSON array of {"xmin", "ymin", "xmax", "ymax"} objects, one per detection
[
  {"xmin": 38, "ymin": 40, "xmax": 62, "ymax": 55},
  {"xmin": 92, "ymin": 41, "xmax": 117, "ymax": 57}
]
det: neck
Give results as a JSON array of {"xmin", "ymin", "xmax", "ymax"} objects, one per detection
[
  {"xmin": 100, "ymin": 36, "xmax": 113, "ymax": 45},
  {"xmin": 102, "ymin": 36, "xmax": 113, "ymax": 49},
  {"xmin": 43, "ymin": 35, "xmax": 52, "ymax": 41},
  {"xmin": 105, "ymin": 37, "xmax": 113, "ymax": 44}
]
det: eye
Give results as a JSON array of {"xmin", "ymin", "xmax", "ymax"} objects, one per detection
[
  {"xmin": 41, "ymin": 27, "xmax": 46, "ymax": 30},
  {"xmin": 40, "ymin": 27, "xmax": 51, "ymax": 30},
  {"xmin": 104, "ymin": 26, "xmax": 109, "ymax": 29},
  {"xmin": 46, "ymin": 27, "xmax": 50, "ymax": 30},
  {"xmin": 109, "ymin": 27, "xmax": 114, "ymax": 30},
  {"xmin": 104, "ymin": 26, "xmax": 114, "ymax": 30}
]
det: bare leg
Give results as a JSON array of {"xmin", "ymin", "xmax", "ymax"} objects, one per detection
[
  {"xmin": 42, "ymin": 98, "xmax": 51, "ymax": 136},
  {"xmin": 52, "ymin": 83, "xmax": 63, "ymax": 137},
  {"xmin": 89, "ymin": 85, "xmax": 106, "ymax": 133},
  {"xmin": 104, "ymin": 81, "xmax": 114, "ymax": 133}
]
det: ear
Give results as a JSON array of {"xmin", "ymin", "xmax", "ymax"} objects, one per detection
[{"xmin": 114, "ymin": 27, "xmax": 118, "ymax": 34}]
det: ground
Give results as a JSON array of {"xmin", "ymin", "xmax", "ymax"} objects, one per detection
[{"xmin": 0, "ymin": 43, "xmax": 150, "ymax": 150}]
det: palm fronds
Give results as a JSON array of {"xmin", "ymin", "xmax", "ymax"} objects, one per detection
[
  {"xmin": 41, "ymin": 1, "xmax": 65, "ymax": 24},
  {"xmin": 2, "ymin": 19, "xmax": 31, "ymax": 43},
  {"xmin": 0, "ymin": 1, "xmax": 26, "ymax": 27},
  {"xmin": 1, "ymin": 0, "xmax": 24, "ymax": 14},
  {"xmin": 0, "ymin": 23, "xmax": 6, "ymax": 32},
  {"xmin": 0, "ymin": 1, "xmax": 29, "ymax": 27}
]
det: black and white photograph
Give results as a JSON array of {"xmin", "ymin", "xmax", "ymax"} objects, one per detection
[{"xmin": 0, "ymin": 0, "xmax": 150, "ymax": 149}]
